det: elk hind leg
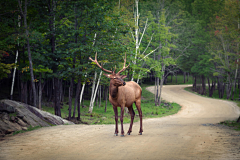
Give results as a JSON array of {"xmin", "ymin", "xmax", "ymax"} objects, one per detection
[
  {"xmin": 127, "ymin": 105, "xmax": 135, "ymax": 135},
  {"xmin": 113, "ymin": 106, "xmax": 118, "ymax": 136},
  {"xmin": 135, "ymin": 100, "xmax": 143, "ymax": 135}
]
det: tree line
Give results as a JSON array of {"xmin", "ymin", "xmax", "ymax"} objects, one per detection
[{"xmin": 0, "ymin": 0, "xmax": 239, "ymax": 120}]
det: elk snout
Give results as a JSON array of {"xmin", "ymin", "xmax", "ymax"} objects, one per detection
[{"xmin": 123, "ymin": 81, "xmax": 126, "ymax": 86}]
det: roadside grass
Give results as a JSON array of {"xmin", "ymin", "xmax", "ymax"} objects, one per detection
[
  {"xmin": 184, "ymin": 86, "xmax": 240, "ymax": 104},
  {"xmin": 42, "ymin": 84, "xmax": 181, "ymax": 125},
  {"xmin": 220, "ymin": 121, "xmax": 240, "ymax": 131},
  {"xmin": 184, "ymin": 86, "xmax": 240, "ymax": 131},
  {"xmin": 13, "ymin": 126, "xmax": 42, "ymax": 135}
]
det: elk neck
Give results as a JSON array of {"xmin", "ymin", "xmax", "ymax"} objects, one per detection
[{"xmin": 109, "ymin": 82, "xmax": 118, "ymax": 99}]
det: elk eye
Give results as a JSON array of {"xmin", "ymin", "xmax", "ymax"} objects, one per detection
[{"xmin": 114, "ymin": 77, "xmax": 116, "ymax": 79}]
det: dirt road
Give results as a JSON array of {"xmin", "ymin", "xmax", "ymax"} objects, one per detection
[{"xmin": 1, "ymin": 85, "xmax": 240, "ymax": 160}]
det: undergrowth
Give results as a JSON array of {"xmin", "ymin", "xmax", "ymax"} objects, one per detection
[{"xmin": 42, "ymin": 84, "xmax": 181, "ymax": 125}]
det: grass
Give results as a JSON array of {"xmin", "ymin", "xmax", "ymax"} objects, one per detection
[
  {"xmin": 12, "ymin": 126, "xmax": 42, "ymax": 135},
  {"xmin": 220, "ymin": 121, "xmax": 240, "ymax": 131},
  {"xmin": 42, "ymin": 84, "xmax": 181, "ymax": 125}
]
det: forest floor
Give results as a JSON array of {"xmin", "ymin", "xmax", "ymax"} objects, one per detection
[{"xmin": 0, "ymin": 84, "xmax": 240, "ymax": 160}]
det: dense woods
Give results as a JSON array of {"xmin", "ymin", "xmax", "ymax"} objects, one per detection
[{"xmin": 0, "ymin": 0, "xmax": 239, "ymax": 120}]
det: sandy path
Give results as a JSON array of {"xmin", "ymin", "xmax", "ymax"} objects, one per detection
[{"xmin": 1, "ymin": 85, "xmax": 240, "ymax": 160}]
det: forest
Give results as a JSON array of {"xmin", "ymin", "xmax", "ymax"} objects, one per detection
[{"xmin": 0, "ymin": 0, "xmax": 239, "ymax": 122}]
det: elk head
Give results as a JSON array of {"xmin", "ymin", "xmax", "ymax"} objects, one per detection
[{"xmin": 89, "ymin": 52, "xmax": 130, "ymax": 87}]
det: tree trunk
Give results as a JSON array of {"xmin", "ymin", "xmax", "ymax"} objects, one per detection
[
  {"xmin": 201, "ymin": 75, "xmax": 205, "ymax": 95},
  {"xmin": 158, "ymin": 76, "xmax": 164, "ymax": 106},
  {"xmin": 96, "ymin": 88, "xmax": 99, "ymax": 107},
  {"xmin": 48, "ymin": 80, "xmax": 53, "ymax": 102},
  {"xmin": 176, "ymin": 73, "xmax": 177, "ymax": 84},
  {"xmin": 193, "ymin": 76, "xmax": 196, "ymax": 92},
  {"xmin": 183, "ymin": 72, "xmax": 186, "ymax": 83},
  {"xmin": 78, "ymin": 82, "xmax": 85, "ymax": 120},
  {"xmin": 222, "ymin": 83, "xmax": 225, "ymax": 99},
  {"xmin": 89, "ymin": 71, "xmax": 102, "ymax": 113},
  {"xmin": 155, "ymin": 77, "xmax": 159, "ymax": 106},
  {"xmin": 89, "ymin": 72, "xmax": 97, "ymax": 112},
  {"xmin": 38, "ymin": 73, "xmax": 42, "ymax": 109},
  {"xmin": 54, "ymin": 77, "xmax": 61, "ymax": 117},
  {"xmin": 59, "ymin": 79, "xmax": 63, "ymax": 103},
  {"xmin": 73, "ymin": 79, "xmax": 81, "ymax": 118},
  {"xmin": 21, "ymin": 81, "xmax": 28, "ymax": 103},
  {"xmin": 62, "ymin": 80, "xmax": 66, "ymax": 102},
  {"xmin": 68, "ymin": 78, "xmax": 74, "ymax": 119},
  {"xmin": 29, "ymin": 84, "xmax": 32, "ymax": 105}
]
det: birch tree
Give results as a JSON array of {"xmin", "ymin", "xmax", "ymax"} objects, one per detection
[
  {"xmin": 130, "ymin": 0, "xmax": 159, "ymax": 82},
  {"xmin": 18, "ymin": 0, "xmax": 37, "ymax": 107}
]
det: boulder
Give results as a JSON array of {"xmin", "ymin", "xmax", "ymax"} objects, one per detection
[{"xmin": 0, "ymin": 99, "xmax": 74, "ymax": 137}]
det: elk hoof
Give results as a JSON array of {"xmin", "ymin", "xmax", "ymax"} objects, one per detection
[
  {"xmin": 139, "ymin": 133, "xmax": 142, "ymax": 135},
  {"xmin": 121, "ymin": 134, "xmax": 125, "ymax": 137},
  {"xmin": 115, "ymin": 134, "xmax": 118, "ymax": 136},
  {"xmin": 127, "ymin": 133, "xmax": 130, "ymax": 135}
]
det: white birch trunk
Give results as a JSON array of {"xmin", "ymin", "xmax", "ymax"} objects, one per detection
[
  {"xmin": 10, "ymin": 15, "xmax": 21, "ymax": 99},
  {"xmin": 79, "ymin": 83, "xmax": 85, "ymax": 107},
  {"xmin": 89, "ymin": 71, "xmax": 102, "ymax": 113},
  {"xmin": 131, "ymin": 0, "xmax": 139, "ymax": 81},
  {"xmin": 158, "ymin": 65, "xmax": 165, "ymax": 106},
  {"xmin": 89, "ymin": 71, "xmax": 97, "ymax": 112},
  {"xmin": 232, "ymin": 19, "xmax": 239, "ymax": 99}
]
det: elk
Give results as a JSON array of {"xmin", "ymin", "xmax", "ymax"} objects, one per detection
[{"xmin": 89, "ymin": 53, "xmax": 143, "ymax": 137}]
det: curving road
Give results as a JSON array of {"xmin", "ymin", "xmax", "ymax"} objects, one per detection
[{"xmin": 0, "ymin": 85, "xmax": 240, "ymax": 160}]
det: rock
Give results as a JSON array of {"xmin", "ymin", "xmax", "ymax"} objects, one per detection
[
  {"xmin": 22, "ymin": 127, "xmax": 28, "ymax": 131},
  {"xmin": 0, "ymin": 101, "xmax": 15, "ymax": 113},
  {"xmin": 6, "ymin": 129, "xmax": 15, "ymax": 134},
  {"xmin": 16, "ymin": 117, "xmax": 27, "ymax": 127},
  {"xmin": 10, "ymin": 116, "xmax": 15, "ymax": 121},
  {"xmin": 16, "ymin": 108, "xmax": 24, "ymax": 118},
  {"xmin": 0, "ymin": 112, "xmax": 9, "ymax": 121},
  {"xmin": 0, "ymin": 99, "xmax": 74, "ymax": 137}
]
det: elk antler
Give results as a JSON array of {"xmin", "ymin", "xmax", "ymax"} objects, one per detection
[
  {"xmin": 117, "ymin": 53, "xmax": 130, "ymax": 75},
  {"xmin": 89, "ymin": 52, "xmax": 113, "ymax": 73}
]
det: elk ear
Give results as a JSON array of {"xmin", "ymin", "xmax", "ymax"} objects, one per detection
[
  {"xmin": 121, "ymin": 75, "xmax": 127, "ymax": 79},
  {"xmin": 103, "ymin": 73, "xmax": 111, "ymax": 78}
]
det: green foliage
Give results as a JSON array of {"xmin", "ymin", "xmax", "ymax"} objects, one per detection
[
  {"xmin": 0, "ymin": 51, "xmax": 15, "ymax": 80},
  {"xmin": 208, "ymin": 0, "xmax": 240, "ymax": 80}
]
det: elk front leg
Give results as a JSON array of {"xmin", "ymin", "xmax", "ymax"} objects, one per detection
[
  {"xmin": 135, "ymin": 100, "xmax": 143, "ymax": 135},
  {"xmin": 113, "ymin": 106, "xmax": 118, "ymax": 136},
  {"xmin": 120, "ymin": 107, "xmax": 125, "ymax": 137},
  {"xmin": 127, "ymin": 105, "xmax": 135, "ymax": 135}
]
